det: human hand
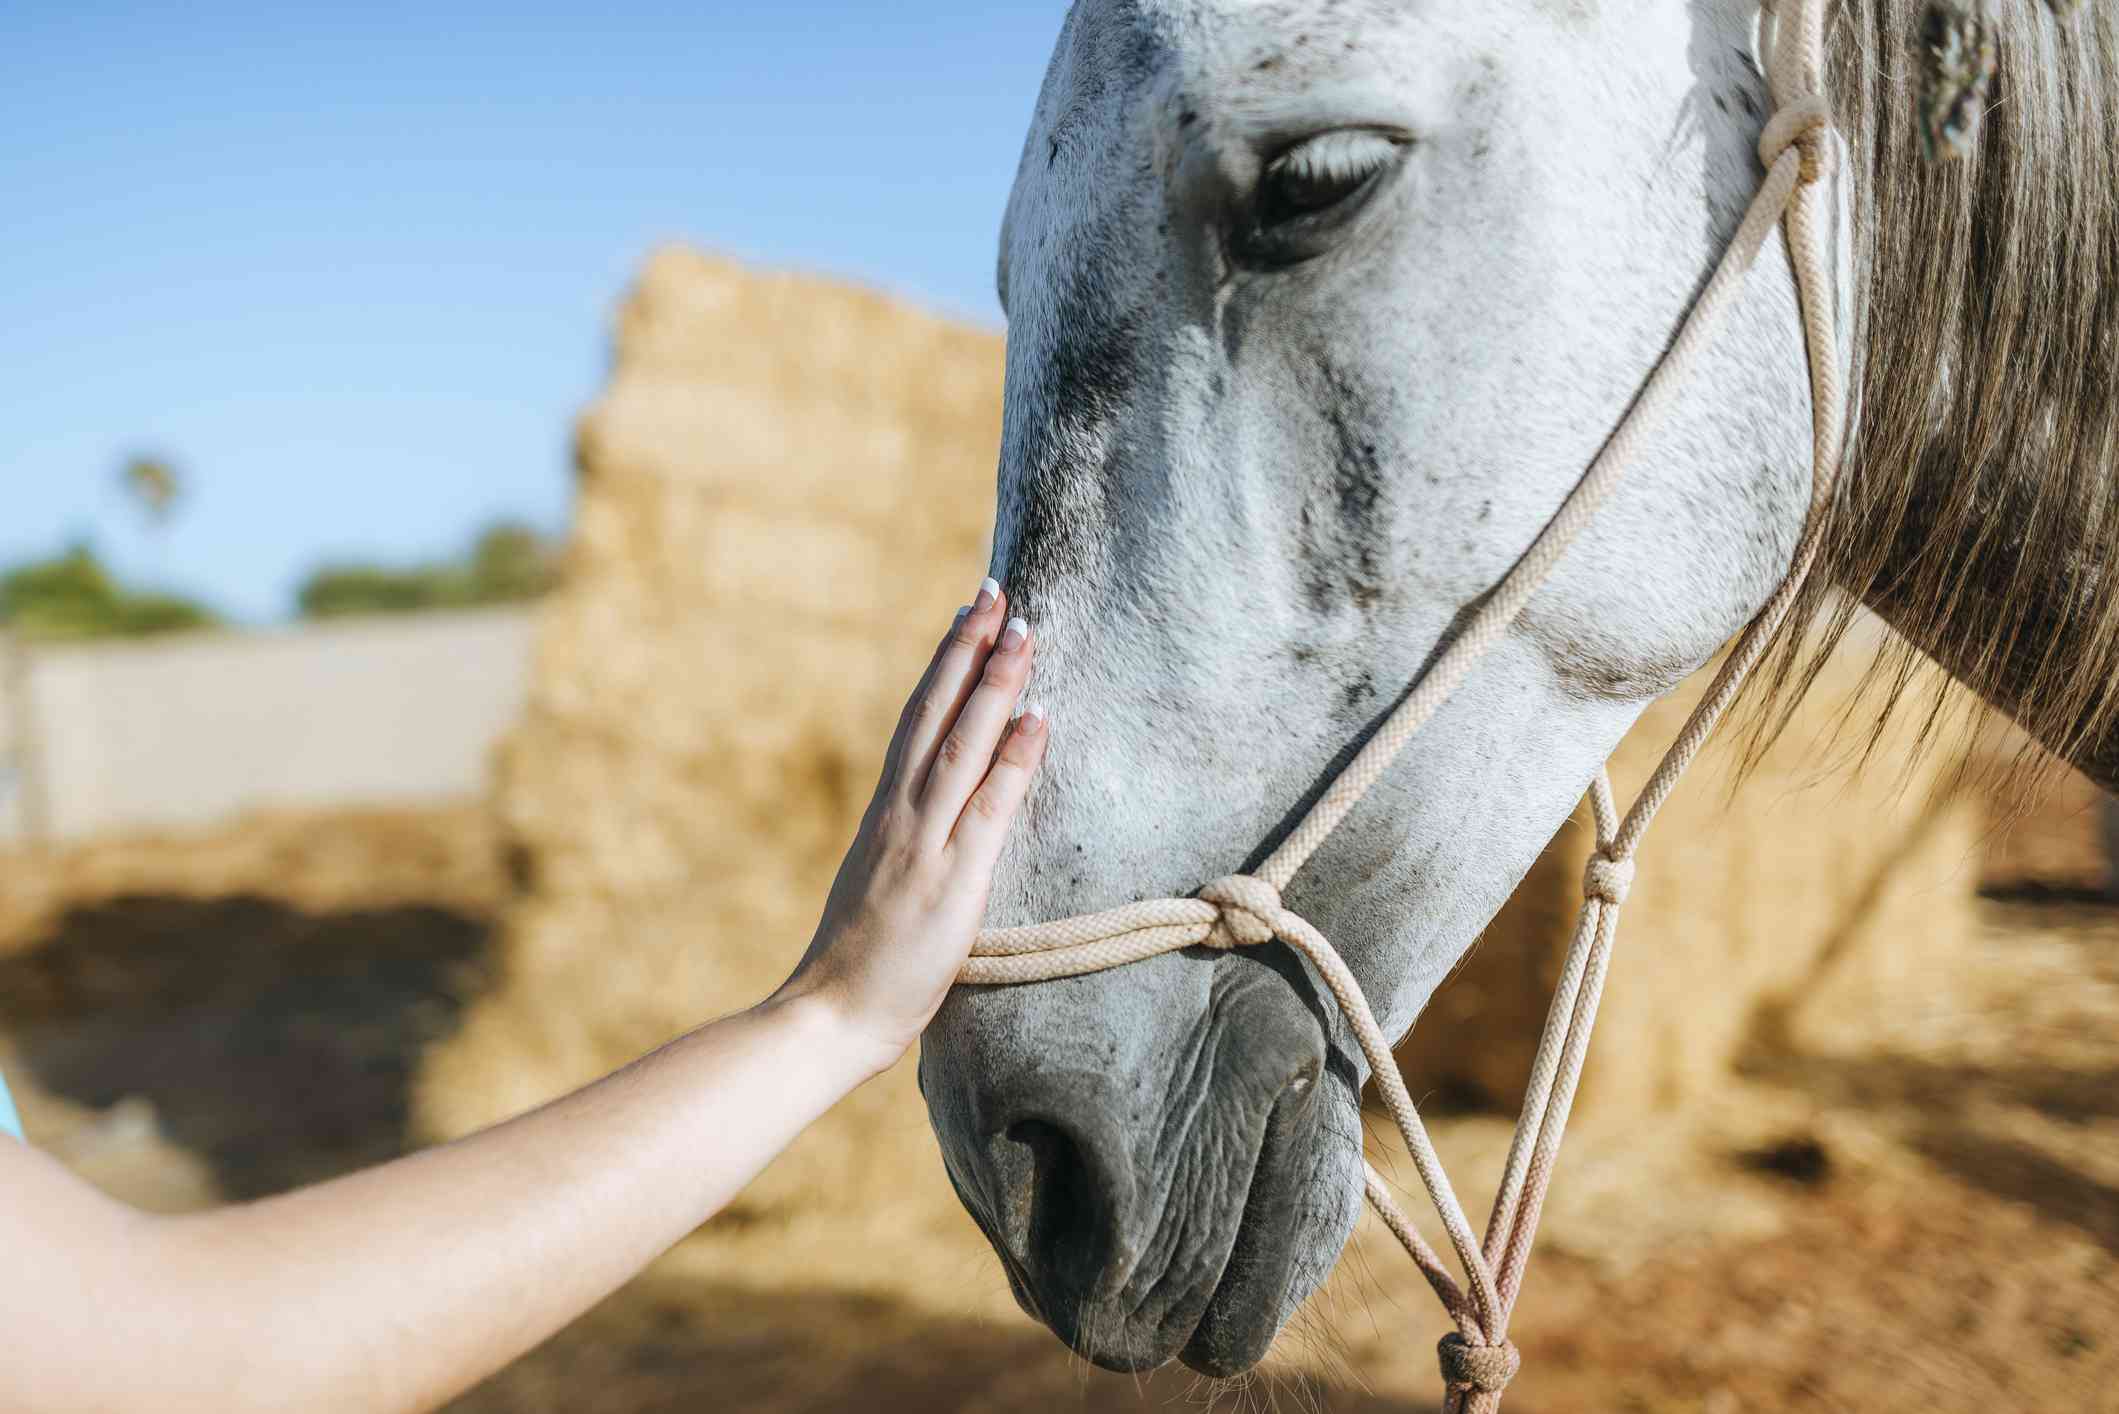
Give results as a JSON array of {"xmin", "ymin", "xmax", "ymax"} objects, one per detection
[{"xmin": 777, "ymin": 578, "xmax": 1046, "ymax": 1073}]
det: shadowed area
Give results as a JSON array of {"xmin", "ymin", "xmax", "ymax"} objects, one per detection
[
  {"xmin": 0, "ymin": 894, "xmax": 495, "ymax": 1198},
  {"xmin": 0, "ymin": 795, "xmax": 2114, "ymax": 1411},
  {"xmin": 1915, "ymin": 1131, "xmax": 2119, "ymax": 1256},
  {"xmin": 450, "ymin": 1278, "xmax": 1436, "ymax": 1414}
]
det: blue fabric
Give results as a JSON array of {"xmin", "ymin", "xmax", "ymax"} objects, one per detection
[{"xmin": 0, "ymin": 1067, "xmax": 21, "ymax": 1141}]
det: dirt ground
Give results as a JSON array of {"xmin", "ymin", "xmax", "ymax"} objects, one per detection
[{"xmin": 0, "ymin": 789, "xmax": 2113, "ymax": 1413}]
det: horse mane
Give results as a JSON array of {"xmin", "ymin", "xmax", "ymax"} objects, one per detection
[{"xmin": 1746, "ymin": 0, "xmax": 2119, "ymax": 787}]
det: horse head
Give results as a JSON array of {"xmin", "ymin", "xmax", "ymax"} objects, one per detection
[{"xmin": 919, "ymin": 0, "xmax": 2119, "ymax": 1377}]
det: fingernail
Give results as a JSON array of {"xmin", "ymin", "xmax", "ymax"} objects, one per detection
[
  {"xmin": 953, "ymin": 605, "xmax": 970, "ymax": 621},
  {"xmin": 1021, "ymin": 702, "xmax": 1047, "ymax": 733},
  {"xmin": 999, "ymin": 616, "xmax": 1028, "ymax": 653},
  {"xmin": 974, "ymin": 577, "xmax": 1000, "ymax": 612}
]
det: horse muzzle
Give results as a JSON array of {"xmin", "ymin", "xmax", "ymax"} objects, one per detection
[{"xmin": 922, "ymin": 954, "xmax": 1346, "ymax": 1375}]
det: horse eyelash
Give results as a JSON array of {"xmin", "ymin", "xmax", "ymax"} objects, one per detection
[{"xmin": 1270, "ymin": 130, "xmax": 1399, "ymax": 188}]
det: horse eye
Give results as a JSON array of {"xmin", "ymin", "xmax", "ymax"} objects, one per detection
[{"xmin": 1238, "ymin": 129, "xmax": 1404, "ymax": 267}]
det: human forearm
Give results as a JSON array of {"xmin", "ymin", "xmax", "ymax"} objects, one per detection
[
  {"xmin": 3, "ymin": 993, "xmax": 874, "ymax": 1414},
  {"xmin": 0, "ymin": 580, "xmax": 1044, "ymax": 1414}
]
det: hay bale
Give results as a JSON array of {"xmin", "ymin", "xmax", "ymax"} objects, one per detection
[
  {"xmin": 1395, "ymin": 646, "xmax": 1984, "ymax": 1122},
  {"xmin": 417, "ymin": 249, "xmax": 1004, "ymax": 1178}
]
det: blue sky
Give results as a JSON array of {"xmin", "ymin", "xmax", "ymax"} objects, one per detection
[{"xmin": 1, "ymin": 2, "xmax": 1065, "ymax": 622}]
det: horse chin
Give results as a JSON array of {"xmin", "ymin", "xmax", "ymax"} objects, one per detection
[{"xmin": 1177, "ymin": 1070, "xmax": 1326, "ymax": 1376}]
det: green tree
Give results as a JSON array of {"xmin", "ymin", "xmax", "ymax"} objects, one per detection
[
  {"xmin": 0, "ymin": 546, "xmax": 217, "ymax": 642},
  {"xmin": 465, "ymin": 522, "xmax": 559, "ymax": 603},
  {"xmin": 296, "ymin": 520, "xmax": 559, "ymax": 620},
  {"xmin": 120, "ymin": 455, "xmax": 183, "ymax": 527}
]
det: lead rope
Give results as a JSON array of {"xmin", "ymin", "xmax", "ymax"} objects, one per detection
[{"xmin": 960, "ymin": 5, "xmax": 1845, "ymax": 1408}]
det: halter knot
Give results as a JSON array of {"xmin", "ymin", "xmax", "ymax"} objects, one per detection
[
  {"xmin": 1437, "ymin": 1333, "xmax": 1521, "ymax": 1394},
  {"xmin": 1582, "ymin": 850, "xmax": 1636, "ymax": 906},
  {"xmin": 1198, "ymin": 874, "xmax": 1283, "ymax": 949},
  {"xmin": 1758, "ymin": 94, "xmax": 1833, "ymax": 184}
]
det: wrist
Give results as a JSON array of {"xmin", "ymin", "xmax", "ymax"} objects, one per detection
[{"xmin": 762, "ymin": 978, "xmax": 907, "ymax": 1085}]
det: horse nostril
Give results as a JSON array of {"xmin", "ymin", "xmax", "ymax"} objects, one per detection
[{"xmin": 1005, "ymin": 1116, "xmax": 1118, "ymax": 1297}]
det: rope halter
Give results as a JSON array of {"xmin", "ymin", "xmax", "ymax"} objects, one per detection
[
  {"xmin": 1438, "ymin": 1332, "xmax": 1522, "ymax": 1397},
  {"xmin": 1580, "ymin": 851, "xmax": 1635, "ymax": 907},
  {"xmin": 1759, "ymin": 92, "xmax": 1834, "ymax": 182},
  {"xmin": 1198, "ymin": 874, "xmax": 1284, "ymax": 950},
  {"xmin": 958, "ymin": 4, "xmax": 1847, "ymax": 1409}
]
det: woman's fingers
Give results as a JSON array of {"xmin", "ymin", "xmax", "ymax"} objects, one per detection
[
  {"xmin": 919, "ymin": 613, "xmax": 1034, "ymax": 837},
  {"xmin": 878, "ymin": 604, "xmax": 971, "ymax": 797},
  {"xmin": 892, "ymin": 578, "xmax": 1007, "ymax": 803},
  {"xmin": 950, "ymin": 706, "xmax": 1048, "ymax": 873}
]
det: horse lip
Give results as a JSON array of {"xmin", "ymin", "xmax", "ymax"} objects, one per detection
[{"xmin": 1177, "ymin": 1062, "xmax": 1322, "ymax": 1375}]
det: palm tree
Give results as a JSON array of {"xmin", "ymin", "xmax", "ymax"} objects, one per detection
[{"xmin": 120, "ymin": 456, "xmax": 182, "ymax": 527}]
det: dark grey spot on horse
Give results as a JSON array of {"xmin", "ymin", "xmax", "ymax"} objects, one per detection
[
  {"xmin": 1288, "ymin": 359, "xmax": 1394, "ymax": 615},
  {"xmin": 1340, "ymin": 670, "xmax": 1375, "ymax": 714},
  {"xmin": 1318, "ymin": 363, "xmax": 1383, "ymax": 525},
  {"xmin": 1303, "ymin": 569, "xmax": 1335, "ymax": 614},
  {"xmin": 1337, "ymin": 441, "xmax": 1382, "ymax": 520},
  {"xmin": 1550, "ymin": 637, "xmax": 1702, "ymax": 701},
  {"xmin": 1220, "ymin": 297, "xmax": 1251, "ymax": 367},
  {"xmin": 1002, "ymin": 209, "xmax": 1156, "ymax": 608}
]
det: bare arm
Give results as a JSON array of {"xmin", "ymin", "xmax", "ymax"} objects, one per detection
[{"xmin": 0, "ymin": 581, "xmax": 1045, "ymax": 1414}]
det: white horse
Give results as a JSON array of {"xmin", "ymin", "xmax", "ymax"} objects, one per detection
[{"xmin": 918, "ymin": 0, "xmax": 2119, "ymax": 1379}]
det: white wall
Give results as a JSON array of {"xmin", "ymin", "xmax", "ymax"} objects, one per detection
[{"xmin": 0, "ymin": 609, "xmax": 535, "ymax": 843}]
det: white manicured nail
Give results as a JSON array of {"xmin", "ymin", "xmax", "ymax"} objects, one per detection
[
  {"xmin": 975, "ymin": 577, "xmax": 1001, "ymax": 611},
  {"xmin": 1022, "ymin": 701, "xmax": 1047, "ymax": 730},
  {"xmin": 1000, "ymin": 616, "xmax": 1028, "ymax": 652}
]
